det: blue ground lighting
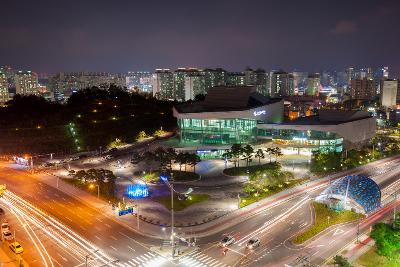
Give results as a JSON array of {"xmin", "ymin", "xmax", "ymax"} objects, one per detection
[{"xmin": 126, "ymin": 183, "xmax": 149, "ymax": 198}]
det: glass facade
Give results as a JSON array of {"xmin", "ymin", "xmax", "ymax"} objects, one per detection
[
  {"xmin": 320, "ymin": 175, "xmax": 381, "ymax": 214},
  {"xmin": 178, "ymin": 118, "xmax": 257, "ymax": 145},
  {"xmin": 258, "ymin": 128, "xmax": 343, "ymax": 153}
]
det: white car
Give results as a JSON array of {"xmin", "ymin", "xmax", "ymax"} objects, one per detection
[
  {"xmin": 246, "ymin": 238, "xmax": 260, "ymax": 249},
  {"xmin": 1, "ymin": 222, "xmax": 9, "ymax": 233},
  {"xmin": 2, "ymin": 230, "xmax": 13, "ymax": 241},
  {"xmin": 220, "ymin": 236, "xmax": 235, "ymax": 247}
]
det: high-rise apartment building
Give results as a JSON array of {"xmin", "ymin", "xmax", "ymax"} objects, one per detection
[
  {"xmin": 270, "ymin": 71, "xmax": 293, "ymax": 97},
  {"xmin": 126, "ymin": 71, "xmax": 153, "ymax": 93},
  {"xmin": 306, "ymin": 73, "xmax": 321, "ymax": 96},
  {"xmin": 174, "ymin": 68, "xmax": 200, "ymax": 101},
  {"xmin": 0, "ymin": 71, "xmax": 9, "ymax": 103},
  {"xmin": 15, "ymin": 71, "xmax": 39, "ymax": 95},
  {"xmin": 292, "ymin": 71, "xmax": 308, "ymax": 95},
  {"xmin": 357, "ymin": 68, "xmax": 373, "ymax": 79},
  {"xmin": 346, "ymin": 67, "xmax": 355, "ymax": 86},
  {"xmin": 49, "ymin": 72, "xmax": 122, "ymax": 101},
  {"xmin": 227, "ymin": 72, "xmax": 246, "ymax": 86},
  {"xmin": 184, "ymin": 73, "xmax": 206, "ymax": 101},
  {"xmin": 202, "ymin": 68, "xmax": 226, "ymax": 91},
  {"xmin": 381, "ymin": 79, "xmax": 398, "ymax": 108},
  {"xmin": 350, "ymin": 78, "xmax": 376, "ymax": 100},
  {"xmin": 152, "ymin": 69, "xmax": 174, "ymax": 100},
  {"xmin": 244, "ymin": 68, "xmax": 257, "ymax": 85},
  {"xmin": 254, "ymin": 69, "xmax": 269, "ymax": 96}
]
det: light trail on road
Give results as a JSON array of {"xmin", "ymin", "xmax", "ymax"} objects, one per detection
[{"xmin": 0, "ymin": 190, "xmax": 118, "ymax": 267}]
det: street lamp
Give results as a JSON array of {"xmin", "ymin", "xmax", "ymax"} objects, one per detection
[{"xmin": 89, "ymin": 184, "xmax": 100, "ymax": 199}]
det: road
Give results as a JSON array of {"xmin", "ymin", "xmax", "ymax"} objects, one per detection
[
  {"xmin": 191, "ymin": 156, "xmax": 400, "ymax": 267},
  {"xmin": 0, "ymin": 156, "xmax": 399, "ymax": 267},
  {"xmin": 0, "ymin": 163, "xmax": 168, "ymax": 267}
]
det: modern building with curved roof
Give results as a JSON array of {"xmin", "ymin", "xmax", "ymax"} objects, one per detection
[{"xmin": 315, "ymin": 175, "xmax": 381, "ymax": 214}]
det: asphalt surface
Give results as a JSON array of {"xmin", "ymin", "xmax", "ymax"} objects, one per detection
[{"xmin": 0, "ymin": 156, "xmax": 399, "ymax": 267}]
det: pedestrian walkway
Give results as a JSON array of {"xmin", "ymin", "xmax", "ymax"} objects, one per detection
[
  {"xmin": 117, "ymin": 251, "xmax": 167, "ymax": 267},
  {"xmin": 179, "ymin": 250, "xmax": 229, "ymax": 267}
]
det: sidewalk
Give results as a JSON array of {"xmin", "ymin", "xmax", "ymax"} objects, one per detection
[
  {"xmin": 0, "ymin": 244, "xmax": 29, "ymax": 267},
  {"xmin": 8, "ymin": 155, "xmax": 399, "ymax": 239}
]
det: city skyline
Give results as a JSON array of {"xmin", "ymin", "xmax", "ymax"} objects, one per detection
[{"xmin": 1, "ymin": 0, "xmax": 400, "ymax": 76}]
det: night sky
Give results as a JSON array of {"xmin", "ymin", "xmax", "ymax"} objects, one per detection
[{"xmin": 2, "ymin": 0, "xmax": 400, "ymax": 76}]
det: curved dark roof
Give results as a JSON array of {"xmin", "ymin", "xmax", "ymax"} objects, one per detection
[{"xmin": 174, "ymin": 86, "xmax": 282, "ymax": 113}]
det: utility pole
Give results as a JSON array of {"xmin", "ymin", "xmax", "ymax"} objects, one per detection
[
  {"xmin": 30, "ymin": 156, "xmax": 34, "ymax": 173},
  {"xmin": 171, "ymin": 174, "xmax": 175, "ymax": 259},
  {"xmin": 393, "ymin": 192, "xmax": 398, "ymax": 229},
  {"xmin": 136, "ymin": 204, "xmax": 140, "ymax": 230},
  {"xmin": 85, "ymin": 249, "xmax": 99, "ymax": 267}
]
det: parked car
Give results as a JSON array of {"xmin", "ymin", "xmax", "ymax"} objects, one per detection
[
  {"xmin": 2, "ymin": 230, "xmax": 13, "ymax": 241},
  {"xmin": 9, "ymin": 242, "xmax": 23, "ymax": 254},
  {"xmin": 246, "ymin": 238, "xmax": 260, "ymax": 249},
  {"xmin": 104, "ymin": 155, "xmax": 113, "ymax": 160},
  {"xmin": 220, "ymin": 235, "xmax": 235, "ymax": 247}
]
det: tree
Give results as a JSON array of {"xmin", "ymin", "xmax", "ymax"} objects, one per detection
[
  {"xmin": 154, "ymin": 128, "xmax": 166, "ymax": 137},
  {"xmin": 272, "ymin": 147, "xmax": 283, "ymax": 162},
  {"xmin": 142, "ymin": 151, "xmax": 155, "ymax": 172},
  {"xmin": 370, "ymin": 222, "xmax": 400, "ymax": 258},
  {"xmin": 241, "ymin": 144, "xmax": 254, "ymax": 167},
  {"xmin": 265, "ymin": 147, "xmax": 274, "ymax": 163},
  {"xmin": 165, "ymin": 148, "xmax": 177, "ymax": 171},
  {"xmin": 333, "ymin": 255, "xmax": 352, "ymax": 267},
  {"xmin": 107, "ymin": 138, "xmax": 126, "ymax": 149},
  {"xmin": 187, "ymin": 153, "xmax": 201, "ymax": 173},
  {"xmin": 254, "ymin": 149, "xmax": 265, "ymax": 164},
  {"xmin": 136, "ymin": 131, "xmax": 147, "ymax": 141},
  {"xmin": 175, "ymin": 153, "xmax": 186, "ymax": 171},
  {"xmin": 230, "ymin": 144, "xmax": 243, "ymax": 168}
]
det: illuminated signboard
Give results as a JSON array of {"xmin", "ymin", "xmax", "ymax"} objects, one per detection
[
  {"xmin": 160, "ymin": 175, "xmax": 168, "ymax": 182},
  {"xmin": 253, "ymin": 110, "xmax": 266, "ymax": 116},
  {"xmin": 126, "ymin": 184, "xmax": 149, "ymax": 198},
  {"xmin": 118, "ymin": 207, "xmax": 134, "ymax": 216}
]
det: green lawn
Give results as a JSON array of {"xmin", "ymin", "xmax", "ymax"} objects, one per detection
[
  {"xmin": 293, "ymin": 202, "xmax": 364, "ymax": 244},
  {"xmin": 224, "ymin": 162, "xmax": 280, "ymax": 176},
  {"xmin": 355, "ymin": 246, "xmax": 400, "ymax": 267},
  {"xmin": 152, "ymin": 194, "xmax": 209, "ymax": 212},
  {"xmin": 142, "ymin": 170, "xmax": 199, "ymax": 183},
  {"xmin": 240, "ymin": 178, "xmax": 308, "ymax": 208}
]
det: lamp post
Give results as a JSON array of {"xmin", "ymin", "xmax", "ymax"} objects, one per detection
[
  {"xmin": 90, "ymin": 184, "xmax": 100, "ymax": 199},
  {"xmin": 171, "ymin": 173, "xmax": 175, "ymax": 259}
]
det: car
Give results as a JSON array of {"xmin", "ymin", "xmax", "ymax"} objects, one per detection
[
  {"xmin": 1, "ymin": 222, "xmax": 9, "ymax": 233},
  {"xmin": 220, "ymin": 235, "xmax": 235, "ymax": 247},
  {"xmin": 246, "ymin": 238, "xmax": 260, "ymax": 249},
  {"xmin": 2, "ymin": 230, "xmax": 13, "ymax": 241},
  {"xmin": 0, "ymin": 208, "xmax": 4, "ymax": 216},
  {"xmin": 104, "ymin": 155, "xmax": 113, "ymax": 160},
  {"xmin": 9, "ymin": 242, "xmax": 23, "ymax": 254}
]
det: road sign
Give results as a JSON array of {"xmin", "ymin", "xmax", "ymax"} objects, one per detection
[{"xmin": 118, "ymin": 207, "xmax": 134, "ymax": 216}]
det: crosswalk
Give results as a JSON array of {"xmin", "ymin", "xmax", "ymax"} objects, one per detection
[
  {"xmin": 117, "ymin": 252, "xmax": 167, "ymax": 267},
  {"xmin": 179, "ymin": 251, "xmax": 229, "ymax": 267}
]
